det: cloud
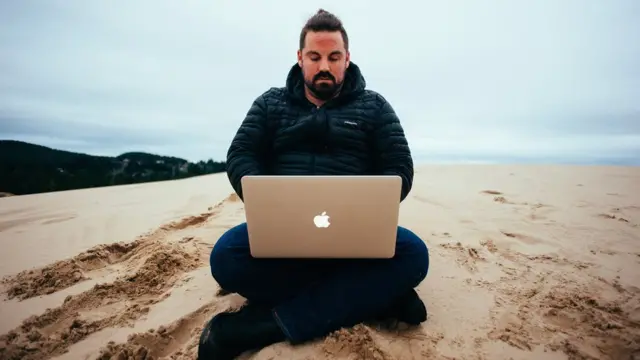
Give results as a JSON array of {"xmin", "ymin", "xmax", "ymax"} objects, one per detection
[{"xmin": 0, "ymin": 0, "xmax": 638, "ymax": 164}]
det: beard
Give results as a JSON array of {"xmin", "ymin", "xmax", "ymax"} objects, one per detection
[{"xmin": 304, "ymin": 71, "xmax": 343, "ymax": 101}]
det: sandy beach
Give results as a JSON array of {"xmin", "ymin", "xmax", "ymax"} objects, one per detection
[{"xmin": 0, "ymin": 165, "xmax": 639, "ymax": 360}]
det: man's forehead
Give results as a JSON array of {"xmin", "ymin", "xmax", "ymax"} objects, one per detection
[{"xmin": 304, "ymin": 31, "xmax": 345, "ymax": 52}]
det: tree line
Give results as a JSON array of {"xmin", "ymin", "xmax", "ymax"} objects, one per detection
[{"xmin": 0, "ymin": 140, "xmax": 227, "ymax": 196}]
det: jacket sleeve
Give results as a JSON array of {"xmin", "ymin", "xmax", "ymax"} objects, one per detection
[
  {"xmin": 226, "ymin": 94, "xmax": 270, "ymax": 201},
  {"xmin": 372, "ymin": 95, "xmax": 414, "ymax": 202}
]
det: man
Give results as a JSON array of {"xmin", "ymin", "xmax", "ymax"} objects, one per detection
[{"xmin": 199, "ymin": 9, "xmax": 430, "ymax": 359}]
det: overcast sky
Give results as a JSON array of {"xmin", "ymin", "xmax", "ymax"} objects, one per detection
[{"xmin": 1, "ymin": 0, "xmax": 639, "ymax": 164}]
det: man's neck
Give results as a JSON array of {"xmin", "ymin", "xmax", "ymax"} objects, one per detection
[{"xmin": 304, "ymin": 88, "xmax": 326, "ymax": 108}]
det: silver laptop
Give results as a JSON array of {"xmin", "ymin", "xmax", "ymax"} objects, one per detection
[{"xmin": 240, "ymin": 175, "xmax": 402, "ymax": 258}]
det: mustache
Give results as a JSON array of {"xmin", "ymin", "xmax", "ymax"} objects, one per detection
[{"xmin": 313, "ymin": 72, "xmax": 335, "ymax": 82}]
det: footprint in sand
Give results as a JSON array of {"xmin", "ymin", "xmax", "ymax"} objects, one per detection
[
  {"xmin": 596, "ymin": 213, "xmax": 634, "ymax": 226},
  {"xmin": 439, "ymin": 242, "xmax": 487, "ymax": 273},
  {"xmin": 483, "ymin": 234, "xmax": 570, "ymax": 266},
  {"xmin": 498, "ymin": 231, "xmax": 566, "ymax": 258},
  {"xmin": 479, "ymin": 190, "xmax": 513, "ymax": 204},
  {"xmin": 479, "ymin": 190, "xmax": 556, "ymax": 222},
  {"xmin": 0, "ymin": 193, "xmax": 240, "ymax": 360},
  {"xmin": 487, "ymin": 309, "xmax": 534, "ymax": 351},
  {"xmin": 500, "ymin": 231, "xmax": 544, "ymax": 245},
  {"xmin": 493, "ymin": 196, "xmax": 509, "ymax": 204},
  {"xmin": 480, "ymin": 190, "xmax": 503, "ymax": 195},
  {"xmin": 479, "ymin": 238, "xmax": 498, "ymax": 253}
]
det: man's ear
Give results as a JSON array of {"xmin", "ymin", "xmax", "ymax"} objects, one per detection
[
  {"xmin": 345, "ymin": 51, "xmax": 350, "ymax": 68},
  {"xmin": 297, "ymin": 49, "xmax": 303, "ymax": 67}
]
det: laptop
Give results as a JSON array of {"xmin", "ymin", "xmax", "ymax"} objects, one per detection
[{"xmin": 240, "ymin": 175, "xmax": 402, "ymax": 259}]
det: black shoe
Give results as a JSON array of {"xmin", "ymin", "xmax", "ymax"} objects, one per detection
[
  {"xmin": 198, "ymin": 304, "xmax": 286, "ymax": 360},
  {"xmin": 374, "ymin": 289, "xmax": 427, "ymax": 327}
]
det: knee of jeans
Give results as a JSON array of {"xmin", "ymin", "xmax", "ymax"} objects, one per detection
[
  {"xmin": 209, "ymin": 224, "xmax": 248, "ymax": 289},
  {"xmin": 412, "ymin": 240, "xmax": 430, "ymax": 285},
  {"xmin": 397, "ymin": 227, "xmax": 430, "ymax": 286},
  {"xmin": 209, "ymin": 243, "xmax": 228, "ymax": 288}
]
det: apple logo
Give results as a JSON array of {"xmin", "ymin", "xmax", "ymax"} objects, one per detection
[{"xmin": 313, "ymin": 211, "xmax": 330, "ymax": 228}]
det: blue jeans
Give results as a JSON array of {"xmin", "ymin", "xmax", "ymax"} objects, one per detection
[{"xmin": 209, "ymin": 223, "xmax": 429, "ymax": 344}]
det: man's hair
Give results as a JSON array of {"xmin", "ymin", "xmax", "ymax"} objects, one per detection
[{"xmin": 299, "ymin": 9, "xmax": 349, "ymax": 51}]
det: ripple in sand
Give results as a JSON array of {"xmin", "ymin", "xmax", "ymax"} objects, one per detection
[
  {"xmin": 1, "ymin": 201, "xmax": 228, "ymax": 301},
  {"xmin": 0, "ymin": 243, "xmax": 201, "ymax": 360},
  {"xmin": 95, "ymin": 302, "xmax": 218, "ymax": 360},
  {"xmin": 0, "ymin": 193, "xmax": 241, "ymax": 360}
]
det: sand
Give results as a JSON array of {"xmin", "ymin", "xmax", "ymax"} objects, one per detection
[{"xmin": 0, "ymin": 165, "xmax": 639, "ymax": 360}]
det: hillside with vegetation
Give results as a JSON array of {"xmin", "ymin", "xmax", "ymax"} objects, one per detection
[{"xmin": 0, "ymin": 140, "xmax": 226, "ymax": 196}]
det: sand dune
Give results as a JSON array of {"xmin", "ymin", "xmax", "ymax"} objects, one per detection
[{"xmin": 1, "ymin": 165, "xmax": 639, "ymax": 360}]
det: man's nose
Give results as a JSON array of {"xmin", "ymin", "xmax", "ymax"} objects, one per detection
[{"xmin": 319, "ymin": 59, "xmax": 330, "ymax": 71}]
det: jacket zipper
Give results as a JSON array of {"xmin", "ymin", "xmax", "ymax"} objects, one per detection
[{"xmin": 310, "ymin": 105, "xmax": 318, "ymax": 173}]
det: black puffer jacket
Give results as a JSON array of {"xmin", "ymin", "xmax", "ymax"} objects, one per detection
[{"xmin": 226, "ymin": 62, "xmax": 414, "ymax": 201}]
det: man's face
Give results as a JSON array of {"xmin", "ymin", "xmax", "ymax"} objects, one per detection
[{"xmin": 297, "ymin": 31, "xmax": 350, "ymax": 101}]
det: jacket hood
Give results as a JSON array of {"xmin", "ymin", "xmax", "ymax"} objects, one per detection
[{"xmin": 285, "ymin": 61, "xmax": 367, "ymax": 106}]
